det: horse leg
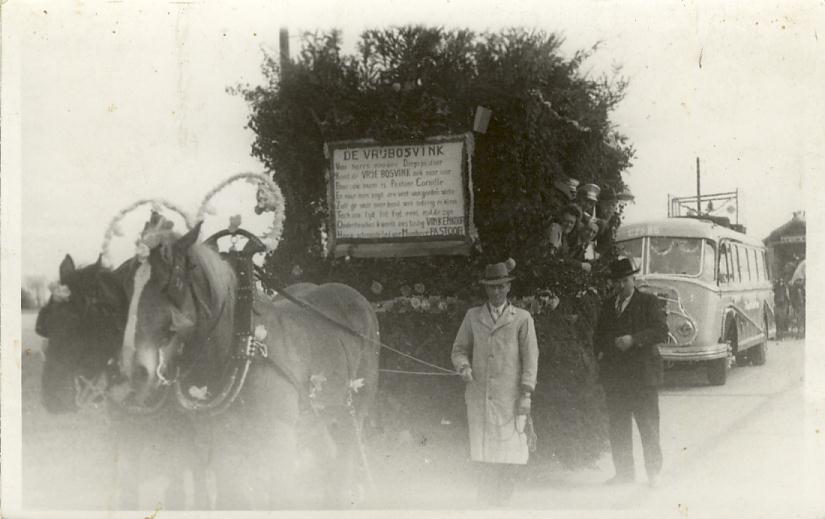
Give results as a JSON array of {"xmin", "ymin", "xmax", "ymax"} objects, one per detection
[
  {"xmin": 322, "ymin": 409, "xmax": 362, "ymax": 508},
  {"xmin": 108, "ymin": 419, "xmax": 141, "ymax": 509},
  {"xmin": 265, "ymin": 419, "xmax": 299, "ymax": 509},
  {"xmin": 111, "ymin": 443, "xmax": 140, "ymax": 509},
  {"xmin": 212, "ymin": 447, "xmax": 249, "ymax": 510}
]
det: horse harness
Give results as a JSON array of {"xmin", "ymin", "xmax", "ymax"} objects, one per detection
[{"xmin": 172, "ymin": 229, "xmax": 360, "ymax": 418}]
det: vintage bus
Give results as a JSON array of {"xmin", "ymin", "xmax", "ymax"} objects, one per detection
[{"xmin": 615, "ymin": 217, "xmax": 776, "ymax": 385}]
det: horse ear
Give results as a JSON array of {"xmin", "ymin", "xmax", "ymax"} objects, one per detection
[
  {"xmin": 59, "ymin": 254, "xmax": 76, "ymax": 283},
  {"xmin": 175, "ymin": 221, "xmax": 203, "ymax": 255}
]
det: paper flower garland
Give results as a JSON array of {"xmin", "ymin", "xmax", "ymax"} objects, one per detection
[
  {"xmin": 196, "ymin": 172, "xmax": 286, "ymax": 253},
  {"xmin": 100, "ymin": 199, "xmax": 193, "ymax": 267}
]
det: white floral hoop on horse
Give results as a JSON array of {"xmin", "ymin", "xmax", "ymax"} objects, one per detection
[
  {"xmin": 196, "ymin": 172, "xmax": 286, "ymax": 253},
  {"xmin": 100, "ymin": 198, "xmax": 194, "ymax": 268}
]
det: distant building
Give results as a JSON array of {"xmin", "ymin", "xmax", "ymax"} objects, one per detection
[{"xmin": 763, "ymin": 211, "xmax": 805, "ymax": 279}]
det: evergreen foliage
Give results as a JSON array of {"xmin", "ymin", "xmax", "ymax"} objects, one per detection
[{"xmin": 235, "ymin": 27, "xmax": 633, "ymax": 298}]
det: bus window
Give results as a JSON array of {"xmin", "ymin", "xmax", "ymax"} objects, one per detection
[
  {"xmin": 616, "ymin": 238, "xmax": 643, "ymax": 272},
  {"xmin": 649, "ymin": 237, "xmax": 703, "ymax": 276},
  {"xmin": 730, "ymin": 244, "xmax": 741, "ymax": 284},
  {"xmin": 718, "ymin": 243, "xmax": 731, "ymax": 284},
  {"xmin": 701, "ymin": 240, "xmax": 716, "ymax": 282},
  {"xmin": 750, "ymin": 248, "xmax": 761, "ymax": 281},
  {"xmin": 736, "ymin": 245, "xmax": 750, "ymax": 283}
]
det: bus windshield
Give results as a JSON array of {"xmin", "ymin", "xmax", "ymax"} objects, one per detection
[
  {"xmin": 616, "ymin": 238, "xmax": 643, "ymax": 270},
  {"xmin": 649, "ymin": 237, "xmax": 709, "ymax": 278}
]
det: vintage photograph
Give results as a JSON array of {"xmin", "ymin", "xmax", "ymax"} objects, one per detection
[{"xmin": 2, "ymin": 0, "xmax": 823, "ymax": 516}]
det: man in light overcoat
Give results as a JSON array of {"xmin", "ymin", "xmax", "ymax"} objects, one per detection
[{"xmin": 451, "ymin": 258, "xmax": 539, "ymax": 506}]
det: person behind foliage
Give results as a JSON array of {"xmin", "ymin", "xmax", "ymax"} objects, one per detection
[
  {"xmin": 595, "ymin": 187, "xmax": 621, "ymax": 256},
  {"xmin": 576, "ymin": 183, "xmax": 601, "ymax": 225},
  {"xmin": 546, "ymin": 203, "xmax": 593, "ymax": 273},
  {"xmin": 451, "ymin": 258, "xmax": 538, "ymax": 506},
  {"xmin": 572, "ymin": 219, "xmax": 600, "ymax": 263}
]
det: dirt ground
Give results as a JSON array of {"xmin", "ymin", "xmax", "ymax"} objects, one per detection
[{"xmin": 20, "ymin": 310, "xmax": 486, "ymax": 510}]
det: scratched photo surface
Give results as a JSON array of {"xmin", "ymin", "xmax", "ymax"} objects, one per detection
[{"xmin": 4, "ymin": 0, "xmax": 824, "ymax": 516}]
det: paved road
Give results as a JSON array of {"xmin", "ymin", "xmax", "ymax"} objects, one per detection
[
  {"xmin": 21, "ymin": 311, "xmax": 821, "ymax": 514},
  {"xmin": 498, "ymin": 336, "xmax": 818, "ymax": 517}
]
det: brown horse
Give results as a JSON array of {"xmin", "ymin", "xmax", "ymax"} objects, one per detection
[
  {"xmin": 117, "ymin": 222, "xmax": 380, "ymax": 509},
  {"xmin": 35, "ymin": 254, "xmax": 208, "ymax": 509}
]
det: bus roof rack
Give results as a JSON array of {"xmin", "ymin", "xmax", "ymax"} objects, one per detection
[{"xmin": 673, "ymin": 215, "xmax": 746, "ymax": 234}]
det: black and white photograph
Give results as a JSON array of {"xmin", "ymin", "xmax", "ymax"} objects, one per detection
[{"xmin": 2, "ymin": 1, "xmax": 824, "ymax": 517}]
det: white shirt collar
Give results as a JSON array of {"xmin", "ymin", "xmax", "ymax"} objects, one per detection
[
  {"xmin": 489, "ymin": 301, "xmax": 508, "ymax": 316},
  {"xmin": 616, "ymin": 290, "xmax": 635, "ymax": 314}
]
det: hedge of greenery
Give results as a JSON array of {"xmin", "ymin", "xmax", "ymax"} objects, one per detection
[{"xmin": 236, "ymin": 26, "xmax": 631, "ymax": 469}]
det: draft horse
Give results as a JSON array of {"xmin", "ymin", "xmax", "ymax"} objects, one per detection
[
  {"xmin": 36, "ymin": 254, "xmax": 207, "ymax": 509},
  {"xmin": 117, "ymin": 222, "xmax": 380, "ymax": 509}
]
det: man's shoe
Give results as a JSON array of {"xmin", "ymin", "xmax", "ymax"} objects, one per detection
[
  {"xmin": 648, "ymin": 474, "xmax": 661, "ymax": 488},
  {"xmin": 604, "ymin": 474, "xmax": 634, "ymax": 485}
]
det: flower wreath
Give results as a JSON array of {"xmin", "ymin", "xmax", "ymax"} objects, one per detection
[
  {"xmin": 196, "ymin": 172, "xmax": 286, "ymax": 252},
  {"xmin": 100, "ymin": 199, "xmax": 193, "ymax": 267}
]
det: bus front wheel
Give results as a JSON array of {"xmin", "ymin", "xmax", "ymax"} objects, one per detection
[{"xmin": 707, "ymin": 357, "xmax": 728, "ymax": 385}]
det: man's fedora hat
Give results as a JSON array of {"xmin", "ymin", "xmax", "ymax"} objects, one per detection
[
  {"xmin": 578, "ymin": 183, "xmax": 601, "ymax": 202},
  {"xmin": 609, "ymin": 257, "xmax": 640, "ymax": 280},
  {"xmin": 480, "ymin": 258, "xmax": 516, "ymax": 285}
]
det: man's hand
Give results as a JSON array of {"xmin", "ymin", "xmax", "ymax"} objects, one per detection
[
  {"xmin": 459, "ymin": 365, "xmax": 473, "ymax": 383},
  {"xmin": 614, "ymin": 334, "xmax": 634, "ymax": 351},
  {"xmin": 581, "ymin": 262, "xmax": 592, "ymax": 273},
  {"xmin": 516, "ymin": 394, "xmax": 531, "ymax": 415}
]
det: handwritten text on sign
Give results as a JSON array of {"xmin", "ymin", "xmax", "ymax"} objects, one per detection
[{"xmin": 332, "ymin": 142, "xmax": 466, "ymax": 240}]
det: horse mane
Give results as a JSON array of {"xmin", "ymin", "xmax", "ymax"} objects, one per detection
[{"xmin": 184, "ymin": 242, "xmax": 237, "ymax": 385}]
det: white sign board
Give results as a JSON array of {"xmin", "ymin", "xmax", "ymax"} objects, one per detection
[{"xmin": 327, "ymin": 136, "xmax": 473, "ymax": 257}]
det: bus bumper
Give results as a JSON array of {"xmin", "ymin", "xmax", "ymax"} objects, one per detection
[{"xmin": 659, "ymin": 343, "xmax": 729, "ymax": 362}]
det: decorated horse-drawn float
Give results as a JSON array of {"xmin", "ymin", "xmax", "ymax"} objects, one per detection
[{"xmin": 36, "ymin": 173, "xmax": 386, "ymax": 509}]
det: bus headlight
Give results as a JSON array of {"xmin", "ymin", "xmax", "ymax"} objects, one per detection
[
  {"xmin": 678, "ymin": 322, "xmax": 694, "ymax": 337},
  {"xmin": 667, "ymin": 313, "xmax": 697, "ymax": 345}
]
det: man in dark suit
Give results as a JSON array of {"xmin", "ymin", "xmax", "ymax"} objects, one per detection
[{"xmin": 595, "ymin": 257, "xmax": 669, "ymax": 487}]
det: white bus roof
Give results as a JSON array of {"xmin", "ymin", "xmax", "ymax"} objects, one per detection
[{"xmin": 616, "ymin": 218, "xmax": 765, "ymax": 247}]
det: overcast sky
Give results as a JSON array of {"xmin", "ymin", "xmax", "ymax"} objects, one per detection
[{"xmin": 7, "ymin": 0, "xmax": 823, "ymax": 279}]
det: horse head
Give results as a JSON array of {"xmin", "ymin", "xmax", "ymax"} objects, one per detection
[
  {"xmin": 119, "ymin": 221, "xmax": 236, "ymax": 406},
  {"xmin": 36, "ymin": 254, "xmax": 133, "ymax": 413}
]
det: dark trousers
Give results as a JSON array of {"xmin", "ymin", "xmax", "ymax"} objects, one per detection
[
  {"xmin": 605, "ymin": 385, "xmax": 663, "ymax": 478},
  {"xmin": 475, "ymin": 462, "xmax": 517, "ymax": 505}
]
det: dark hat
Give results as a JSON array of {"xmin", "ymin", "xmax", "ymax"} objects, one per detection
[
  {"xmin": 480, "ymin": 258, "xmax": 516, "ymax": 285},
  {"xmin": 609, "ymin": 257, "xmax": 640, "ymax": 280}
]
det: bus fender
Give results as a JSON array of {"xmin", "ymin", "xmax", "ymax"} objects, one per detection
[{"xmin": 720, "ymin": 308, "xmax": 738, "ymax": 345}]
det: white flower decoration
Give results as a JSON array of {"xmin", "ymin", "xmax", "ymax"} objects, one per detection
[
  {"xmin": 135, "ymin": 242, "xmax": 151, "ymax": 262},
  {"xmin": 349, "ymin": 378, "xmax": 365, "ymax": 393},
  {"xmin": 188, "ymin": 386, "xmax": 209, "ymax": 400},
  {"xmin": 254, "ymin": 324, "xmax": 268, "ymax": 341}
]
